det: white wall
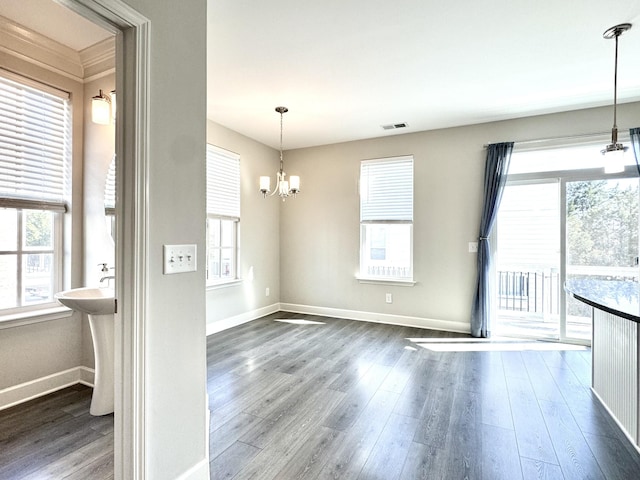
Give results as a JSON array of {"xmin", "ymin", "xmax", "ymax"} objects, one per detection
[
  {"xmin": 280, "ymin": 102, "xmax": 640, "ymax": 332},
  {"xmin": 205, "ymin": 121, "xmax": 281, "ymax": 331},
  {"xmin": 83, "ymin": 71, "xmax": 116, "ymax": 369}
]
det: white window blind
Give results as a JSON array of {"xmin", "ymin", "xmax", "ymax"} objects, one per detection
[
  {"xmin": 0, "ymin": 71, "xmax": 71, "ymax": 210},
  {"xmin": 104, "ymin": 154, "xmax": 116, "ymax": 210},
  {"xmin": 360, "ymin": 156, "xmax": 413, "ymax": 221},
  {"xmin": 207, "ymin": 144, "xmax": 240, "ymax": 218}
]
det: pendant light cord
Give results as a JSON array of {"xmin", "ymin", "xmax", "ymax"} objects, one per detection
[
  {"xmin": 279, "ymin": 110, "xmax": 284, "ymax": 172},
  {"xmin": 612, "ymin": 32, "xmax": 619, "ymax": 141}
]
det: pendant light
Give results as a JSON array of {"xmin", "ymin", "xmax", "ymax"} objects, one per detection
[
  {"xmin": 601, "ymin": 23, "xmax": 632, "ymax": 174},
  {"xmin": 259, "ymin": 106, "xmax": 300, "ymax": 200}
]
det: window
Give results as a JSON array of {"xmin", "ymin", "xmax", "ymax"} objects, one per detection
[
  {"xmin": 359, "ymin": 155, "xmax": 413, "ymax": 281},
  {"xmin": 0, "ymin": 71, "xmax": 71, "ymax": 313},
  {"xmin": 206, "ymin": 144, "xmax": 240, "ymax": 286}
]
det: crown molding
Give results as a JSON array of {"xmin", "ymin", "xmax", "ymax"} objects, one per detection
[
  {"xmin": 80, "ymin": 37, "xmax": 115, "ymax": 79},
  {"xmin": 0, "ymin": 15, "xmax": 114, "ymax": 82}
]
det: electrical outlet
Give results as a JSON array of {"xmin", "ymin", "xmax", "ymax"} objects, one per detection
[
  {"xmin": 163, "ymin": 244, "xmax": 197, "ymax": 274},
  {"xmin": 386, "ymin": 293, "xmax": 392, "ymax": 304},
  {"xmin": 266, "ymin": 287, "xmax": 270, "ymax": 297},
  {"xmin": 468, "ymin": 242, "xmax": 478, "ymax": 253}
]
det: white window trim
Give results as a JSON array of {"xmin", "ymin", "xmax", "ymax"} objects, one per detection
[
  {"xmin": 355, "ymin": 276, "xmax": 417, "ymax": 286},
  {"xmin": 206, "ymin": 214, "xmax": 240, "ymax": 286},
  {"xmin": 0, "ymin": 70, "xmax": 70, "ymax": 318},
  {"xmin": 0, "ymin": 305, "xmax": 72, "ymax": 329},
  {"xmin": 358, "ymin": 155, "xmax": 414, "ymax": 282}
]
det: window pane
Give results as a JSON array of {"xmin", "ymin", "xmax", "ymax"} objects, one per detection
[
  {"xmin": 362, "ymin": 224, "xmax": 412, "ymax": 278},
  {"xmin": 23, "ymin": 210, "xmax": 53, "ymax": 249},
  {"xmin": 510, "ymin": 144, "xmax": 636, "ymax": 175},
  {"xmin": 208, "ymin": 218, "xmax": 221, "ymax": 247},
  {"xmin": 208, "ymin": 248, "xmax": 221, "ymax": 279},
  {"xmin": 221, "ymin": 248, "xmax": 234, "ymax": 279},
  {"xmin": 221, "ymin": 220, "xmax": 234, "ymax": 247},
  {"xmin": 22, "ymin": 253, "xmax": 54, "ymax": 305},
  {"xmin": 0, "ymin": 209, "xmax": 17, "ymax": 250},
  {"xmin": 0, "ymin": 255, "xmax": 17, "ymax": 309}
]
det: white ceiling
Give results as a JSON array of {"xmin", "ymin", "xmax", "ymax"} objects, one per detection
[
  {"xmin": 3, "ymin": 0, "xmax": 640, "ymax": 150},
  {"xmin": 0, "ymin": 0, "xmax": 112, "ymax": 51}
]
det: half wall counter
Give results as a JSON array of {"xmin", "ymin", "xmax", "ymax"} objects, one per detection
[{"xmin": 565, "ymin": 279, "xmax": 640, "ymax": 450}]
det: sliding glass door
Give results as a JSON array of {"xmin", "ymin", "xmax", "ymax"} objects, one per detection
[
  {"xmin": 565, "ymin": 178, "xmax": 639, "ymax": 341},
  {"xmin": 496, "ymin": 181, "xmax": 561, "ymax": 339},
  {"xmin": 493, "ymin": 141, "xmax": 639, "ymax": 344}
]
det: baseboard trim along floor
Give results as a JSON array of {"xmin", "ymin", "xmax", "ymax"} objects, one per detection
[{"xmin": 0, "ymin": 366, "xmax": 94, "ymax": 411}]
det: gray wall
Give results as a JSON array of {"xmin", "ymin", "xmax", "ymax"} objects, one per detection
[
  {"xmin": 124, "ymin": 0, "xmax": 208, "ymax": 477},
  {"xmin": 279, "ymin": 102, "xmax": 640, "ymax": 332},
  {"xmin": 0, "ymin": 50, "xmax": 84, "ymax": 390},
  {"xmin": 205, "ymin": 121, "xmax": 281, "ymax": 327}
]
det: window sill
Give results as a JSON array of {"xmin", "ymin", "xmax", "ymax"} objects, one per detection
[
  {"xmin": 206, "ymin": 279, "xmax": 243, "ymax": 291},
  {"xmin": 0, "ymin": 305, "xmax": 73, "ymax": 330},
  {"xmin": 356, "ymin": 276, "xmax": 416, "ymax": 287}
]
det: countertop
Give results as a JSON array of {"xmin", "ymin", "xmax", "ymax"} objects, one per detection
[{"xmin": 565, "ymin": 278, "xmax": 640, "ymax": 323}]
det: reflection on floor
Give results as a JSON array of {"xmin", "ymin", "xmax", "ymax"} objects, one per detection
[{"xmin": 496, "ymin": 311, "xmax": 592, "ymax": 342}]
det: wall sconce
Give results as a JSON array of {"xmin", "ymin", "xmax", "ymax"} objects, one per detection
[{"xmin": 91, "ymin": 89, "xmax": 112, "ymax": 125}]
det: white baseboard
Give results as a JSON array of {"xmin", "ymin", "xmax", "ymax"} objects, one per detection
[
  {"xmin": 176, "ymin": 457, "xmax": 210, "ymax": 480},
  {"xmin": 280, "ymin": 303, "xmax": 471, "ymax": 334},
  {"xmin": 0, "ymin": 366, "xmax": 95, "ymax": 411},
  {"xmin": 206, "ymin": 303, "xmax": 280, "ymax": 336}
]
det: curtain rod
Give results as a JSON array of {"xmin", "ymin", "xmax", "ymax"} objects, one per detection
[{"xmin": 483, "ymin": 130, "xmax": 619, "ymax": 149}]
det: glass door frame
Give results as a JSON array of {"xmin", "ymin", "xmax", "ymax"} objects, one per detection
[{"xmin": 495, "ymin": 165, "xmax": 638, "ymax": 345}]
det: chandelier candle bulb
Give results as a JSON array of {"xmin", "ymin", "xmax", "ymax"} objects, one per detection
[
  {"xmin": 289, "ymin": 175, "xmax": 300, "ymax": 193},
  {"xmin": 259, "ymin": 176, "xmax": 271, "ymax": 196}
]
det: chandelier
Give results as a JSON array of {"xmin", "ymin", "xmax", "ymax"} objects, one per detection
[
  {"xmin": 601, "ymin": 23, "xmax": 632, "ymax": 174},
  {"xmin": 259, "ymin": 106, "xmax": 300, "ymax": 200}
]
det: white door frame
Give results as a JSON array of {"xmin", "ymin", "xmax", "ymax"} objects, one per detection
[{"xmin": 57, "ymin": 1, "xmax": 149, "ymax": 478}]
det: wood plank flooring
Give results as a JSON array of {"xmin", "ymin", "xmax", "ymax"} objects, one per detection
[
  {"xmin": 0, "ymin": 384, "xmax": 114, "ymax": 479},
  {"xmin": 207, "ymin": 313, "xmax": 640, "ymax": 479},
  {"xmin": 2, "ymin": 312, "xmax": 640, "ymax": 479}
]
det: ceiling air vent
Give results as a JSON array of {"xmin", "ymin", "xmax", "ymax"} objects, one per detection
[{"xmin": 381, "ymin": 122, "xmax": 408, "ymax": 130}]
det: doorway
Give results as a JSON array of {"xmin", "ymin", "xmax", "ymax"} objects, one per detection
[{"xmin": 494, "ymin": 143, "xmax": 639, "ymax": 344}]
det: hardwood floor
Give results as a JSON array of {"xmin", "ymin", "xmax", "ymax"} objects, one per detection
[
  {"xmin": 2, "ymin": 312, "xmax": 640, "ymax": 479},
  {"xmin": 0, "ymin": 384, "xmax": 114, "ymax": 479},
  {"xmin": 207, "ymin": 313, "xmax": 640, "ymax": 479}
]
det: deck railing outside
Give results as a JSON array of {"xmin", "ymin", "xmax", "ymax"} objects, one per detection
[{"xmin": 497, "ymin": 270, "xmax": 559, "ymax": 315}]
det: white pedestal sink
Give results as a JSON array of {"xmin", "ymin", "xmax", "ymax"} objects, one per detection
[{"xmin": 55, "ymin": 287, "xmax": 116, "ymax": 416}]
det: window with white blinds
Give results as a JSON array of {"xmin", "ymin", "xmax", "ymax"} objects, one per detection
[
  {"xmin": 359, "ymin": 155, "xmax": 414, "ymax": 282},
  {"xmin": 206, "ymin": 144, "xmax": 240, "ymax": 218},
  {"xmin": 0, "ymin": 71, "xmax": 71, "ymax": 210},
  {"xmin": 0, "ymin": 71, "xmax": 70, "ymax": 314},
  {"xmin": 206, "ymin": 144, "xmax": 240, "ymax": 286},
  {"xmin": 360, "ymin": 156, "xmax": 413, "ymax": 222}
]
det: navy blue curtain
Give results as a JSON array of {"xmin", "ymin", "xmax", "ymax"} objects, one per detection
[
  {"xmin": 470, "ymin": 142, "xmax": 514, "ymax": 338},
  {"xmin": 631, "ymin": 128, "xmax": 640, "ymax": 176}
]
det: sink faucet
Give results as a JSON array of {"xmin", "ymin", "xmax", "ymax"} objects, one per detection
[{"xmin": 98, "ymin": 263, "xmax": 115, "ymax": 287}]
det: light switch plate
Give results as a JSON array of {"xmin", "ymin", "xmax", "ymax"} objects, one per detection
[
  {"xmin": 468, "ymin": 242, "xmax": 478, "ymax": 253},
  {"xmin": 163, "ymin": 244, "xmax": 197, "ymax": 274}
]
